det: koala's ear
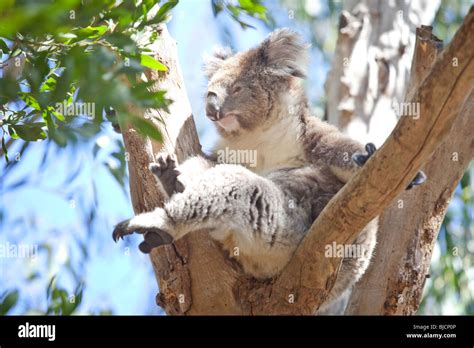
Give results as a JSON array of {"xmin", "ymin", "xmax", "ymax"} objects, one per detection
[
  {"xmin": 203, "ymin": 46, "xmax": 233, "ymax": 79},
  {"xmin": 258, "ymin": 28, "xmax": 309, "ymax": 78}
]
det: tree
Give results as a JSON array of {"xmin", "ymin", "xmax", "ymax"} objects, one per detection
[
  {"xmin": 1, "ymin": 1, "xmax": 471, "ymax": 315},
  {"xmin": 322, "ymin": 0, "xmax": 474, "ymax": 315},
  {"xmin": 0, "ymin": 0, "xmax": 270, "ymax": 315},
  {"xmin": 121, "ymin": 3, "xmax": 474, "ymax": 314}
]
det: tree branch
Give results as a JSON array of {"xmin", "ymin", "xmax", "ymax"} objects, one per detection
[
  {"xmin": 122, "ymin": 23, "xmax": 243, "ymax": 315},
  {"xmin": 346, "ymin": 24, "xmax": 474, "ymax": 314}
]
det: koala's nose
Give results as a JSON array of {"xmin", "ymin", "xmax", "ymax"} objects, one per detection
[{"xmin": 206, "ymin": 92, "xmax": 220, "ymax": 121}]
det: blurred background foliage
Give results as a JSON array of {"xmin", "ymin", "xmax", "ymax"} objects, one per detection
[{"xmin": 0, "ymin": 0, "xmax": 472, "ymax": 315}]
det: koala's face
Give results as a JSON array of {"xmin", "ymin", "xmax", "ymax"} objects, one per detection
[
  {"xmin": 203, "ymin": 29, "xmax": 308, "ymax": 136},
  {"xmin": 205, "ymin": 55, "xmax": 274, "ymax": 134}
]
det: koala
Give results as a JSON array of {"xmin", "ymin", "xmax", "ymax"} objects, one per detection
[{"xmin": 113, "ymin": 29, "xmax": 426, "ymax": 313}]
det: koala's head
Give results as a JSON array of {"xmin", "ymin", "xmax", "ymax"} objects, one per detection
[{"xmin": 203, "ymin": 29, "xmax": 308, "ymax": 136}]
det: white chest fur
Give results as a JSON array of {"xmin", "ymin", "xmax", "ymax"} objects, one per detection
[{"xmin": 215, "ymin": 115, "xmax": 305, "ymax": 175}]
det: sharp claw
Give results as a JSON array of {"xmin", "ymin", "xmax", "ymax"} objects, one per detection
[
  {"xmin": 406, "ymin": 170, "xmax": 427, "ymax": 190},
  {"xmin": 365, "ymin": 143, "xmax": 376, "ymax": 155},
  {"xmin": 352, "ymin": 153, "xmax": 367, "ymax": 167}
]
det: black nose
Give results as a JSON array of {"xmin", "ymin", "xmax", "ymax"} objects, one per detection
[{"xmin": 206, "ymin": 92, "xmax": 220, "ymax": 121}]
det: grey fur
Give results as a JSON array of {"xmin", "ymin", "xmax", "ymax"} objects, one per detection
[{"xmin": 114, "ymin": 29, "xmax": 380, "ymax": 313}]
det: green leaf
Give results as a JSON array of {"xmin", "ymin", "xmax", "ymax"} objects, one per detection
[
  {"xmin": 238, "ymin": 0, "xmax": 267, "ymax": 14},
  {"xmin": 46, "ymin": 275, "xmax": 57, "ymax": 300},
  {"xmin": 74, "ymin": 25, "xmax": 108, "ymax": 40},
  {"xmin": 12, "ymin": 123, "xmax": 47, "ymax": 141},
  {"xmin": 40, "ymin": 75, "xmax": 58, "ymax": 92},
  {"xmin": 211, "ymin": 0, "xmax": 223, "ymax": 16},
  {"xmin": 0, "ymin": 290, "xmax": 19, "ymax": 315},
  {"xmin": 142, "ymin": 0, "xmax": 178, "ymax": 26},
  {"xmin": 1, "ymin": 135, "xmax": 8, "ymax": 162},
  {"xmin": 7, "ymin": 125, "xmax": 18, "ymax": 139},
  {"xmin": 27, "ymin": 272, "xmax": 41, "ymax": 281},
  {"xmin": 0, "ymin": 39, "xmax": 10, "ymax": 54},
  {"xmin": 140, "ymin": 54, "xmax": 168, "ymax": 71},
  {"xmin": 51, "ymin": 109, "xmax": 65, "ymax": 122},
  {"xmin": 156, "ymin": 0, "xmax": 179, "ymax": 20},
  {"xmin": 20, "ymin": 93, "xmax": 41, "ymax": 111}
]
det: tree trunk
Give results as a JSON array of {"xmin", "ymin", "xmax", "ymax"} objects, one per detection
[
  {"xmin": 120, "ymin": 5, "xmax": 474, "ymax": 315},
  {"xmin": 325, "ymin": 0, "xmax": 440, "ymax": 145},
  {"xmin": 345, "ymin": 31, "xmax": 474, "ymax": 314},
  {"xmin": 323, "ymin": 0, "xmax": 474, "ymax": 314}
]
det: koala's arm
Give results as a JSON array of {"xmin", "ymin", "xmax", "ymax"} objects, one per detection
[
  {"xmin": 305, "ymin": 117, "xmax": 427, "ymax": 190},
  {"xmin": 304, "ymin": 117, "xmax": 366, "ymax": 183}
]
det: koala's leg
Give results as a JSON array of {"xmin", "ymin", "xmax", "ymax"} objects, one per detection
[
  {"xmin": 150, "ymin": 154, "xmax": 215, "ymax": 199},
  {"xmin": 112, "ymin": 209, "xmax": 174, "ymax": 253},
  {"xmin": 113, "ymin": 164, "xmax": 298, "ymax": 254},
  {"xmin": 316, "ymin": 218, "xmax": 378, "ymax": 314}
]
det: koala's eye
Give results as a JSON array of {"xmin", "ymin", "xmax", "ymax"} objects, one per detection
[{"xmin": 232, "ymin": 86, "xmax": 242, "ymax": 94}]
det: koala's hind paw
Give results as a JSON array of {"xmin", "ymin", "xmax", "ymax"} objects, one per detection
[
  {"xmin": 150, "ymin": 154, "xmax": 185, "ymax": 197},
  {"xmin": 352, "ymin": 143, "xmax": 427, "ymax": 191},
  {"xmin": 113, "ymin": 220, "xmax": 174, "ymax": 253},
  {"xmin": 138, "ymin": 230, "xmax": 174, "ymax": 254},
  {"xmin": 406, "ymin": 170, "xmax": 427, "ymax": 190},
  {"xmin": 352, "ymin": 143, "xmax": 376, "ymax": 167}
]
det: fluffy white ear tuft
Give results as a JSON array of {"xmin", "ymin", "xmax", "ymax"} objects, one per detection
[
  {"xmin": 203, "ymin": 46, "xmax": 233, "ymax": 79},
  {"xmin": 259, "ymin": 28, "xmax": 309, "ymax": 78}
]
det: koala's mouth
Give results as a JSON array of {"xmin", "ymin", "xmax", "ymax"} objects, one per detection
[{"xmin": 211, "ymin": 113, "xmax": 240, "ymax": 132}]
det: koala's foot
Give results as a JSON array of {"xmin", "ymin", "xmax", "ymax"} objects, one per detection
[
  {"xmin": 352, "ymin": 143, "xmax": 427, "ymax": 190},
  {"xmin": 112, "ymin": 219, "xmax": 174, "ymax": 253},
  {"xmin": 406, "ymin": 170, "xmax": 427, "ymax": 190},
  {"xmin": 149, "ymin": 154, "xmax": 185, "ymax": 197},
  {"xmin": 138, "ymin": 230, "xmax": 174, "ymax": 253}
]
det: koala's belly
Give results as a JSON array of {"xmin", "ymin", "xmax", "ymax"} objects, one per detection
[{"xmin": 217, "ymin": 231, "xmax": 295, "ymax": 279}]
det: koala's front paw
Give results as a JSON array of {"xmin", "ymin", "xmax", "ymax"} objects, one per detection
[
  {"xmin": 112, "ymin": 219, "xmax": 134, "ymax": 242},
  {"xmin": 352, "ymin": 143, "xmax": 377, "ymax": 167},
  {"xmin": 150, "ymin": 154, "xmax": 185, "ymax": 197}
]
